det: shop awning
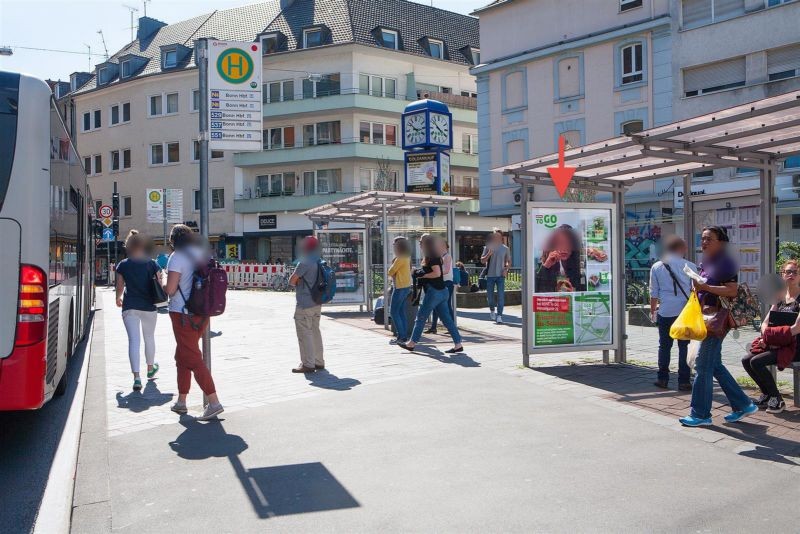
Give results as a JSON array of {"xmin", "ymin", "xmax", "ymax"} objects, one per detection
[{"xmin": 302, "ymin": 191, "xmax": 470, "ymax": 224}]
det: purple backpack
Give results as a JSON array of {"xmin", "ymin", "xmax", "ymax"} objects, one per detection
[{"xmin": 182, "ymin": 257, "xmax": 228, "ymax": 317}]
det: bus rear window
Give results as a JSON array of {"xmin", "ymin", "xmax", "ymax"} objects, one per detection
[{"xmin": 0, "ymin": 72, "xmax": 20, "ymax": 212}]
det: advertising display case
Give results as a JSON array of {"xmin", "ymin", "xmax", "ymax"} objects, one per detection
[{"xmin": 316, "ymin": 229, "xmax": 367, "ymax": 306}]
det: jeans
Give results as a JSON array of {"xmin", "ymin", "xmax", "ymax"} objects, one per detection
[
  {"xmin": 390, "ymin": 286, "xmax": 412, "ymax": 341},
  {"xmin": 741, "ymin": 350, "xmax": 781, "ymax": 398},
  {"xmin": 657, "ymin": 315, "xmax": 690, "ymax": 384},
  {"xmin": 411, "ymin": 286, "xmax": 462, "ymax": 344},
  {"xmin": 122, "ymin": 309, "xmax": 157, "ymax": 374},
  {"xmin": 690, "ymin": 335, "xmax": 751, "ymax": 419},
  {"xmin": 431, "ymin": 281, "xmax": 454, "ymax": 329},
  {"xmin": 486, "ymin": 276, "xmax": 505, "ymax": 315}
]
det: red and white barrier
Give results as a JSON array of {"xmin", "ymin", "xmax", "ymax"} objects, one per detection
[{"xmin": 223, "ymin": 263, "xmax": 289, "ymax": 289}]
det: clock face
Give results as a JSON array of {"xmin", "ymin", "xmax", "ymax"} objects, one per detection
[
  {"xmin": 429, "ymin": 112, "xmax": 450, "ymax": 147},
  {"xmin": 404, "ymin": 113, "xmax": 426, "ymax": 146}
]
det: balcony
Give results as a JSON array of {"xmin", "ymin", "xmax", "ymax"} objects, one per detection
[
  {"xmin": 451, "ymin": 185, "xmax": 479, "ymax": 198},
  {"xmin": 234, "ymin": 192, "xmax": 354, "ymax": 214}
]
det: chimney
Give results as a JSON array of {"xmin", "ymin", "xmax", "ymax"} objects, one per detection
[{"xmin": 137, "ymin": 16, "xmax": 167, "ymax": 42}]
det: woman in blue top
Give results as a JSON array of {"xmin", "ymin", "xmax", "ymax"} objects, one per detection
[
  {"xmin": 679, "ymin": 226, "xmax": 757, "ymax": 427},
  {"xmin": 115, "ymin": 230, "xmax": 162, "ymax": 391}
]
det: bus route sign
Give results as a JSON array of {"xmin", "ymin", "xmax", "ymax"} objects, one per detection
[{"xmin": 207, "ymin": 40, "xmax": 262, "ymax": 152}]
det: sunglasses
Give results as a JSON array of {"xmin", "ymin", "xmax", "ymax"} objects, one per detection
[{"xmin": 782, "ymin": 269, "xmax": 798, "ymax": 276}]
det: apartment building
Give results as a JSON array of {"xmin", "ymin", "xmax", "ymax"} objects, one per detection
[
  {"xmin": 68, "ymin": 0, "xmax": 505, "ymax": 263},
  {"xmin": 472, "ymin": 0, "xmax": 800, "ymax": 266}
]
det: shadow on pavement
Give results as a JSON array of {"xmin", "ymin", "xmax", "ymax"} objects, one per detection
[
  {"xmin": 401, "ymin": 344, "xmax": 481, "ymax": 368},
  {"xmin": 708, "ymin": 422, "xmax": 800, "ymax": 465},
  {"xmin": 169, "ymin": 419, "xmax": 360, "ymax": 518},
  {"xmin": 115, "ymin": 380, "xmax": 174, "ymax": 413},
  {"xmin": 458, "ymin": 310, "xmax": 523, "ymax": 326},
  {"xmin": 305, "ymin": 370, "xmax": 361, "ymax": 391}
]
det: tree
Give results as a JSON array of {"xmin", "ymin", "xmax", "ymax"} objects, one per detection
[
  {"xmin": 778, "ymin": 241, "xmax": 800, "ymax": 270},
  {"xmin": 373, "ymin": 156, "xmax": 396, "ymax": 191}
]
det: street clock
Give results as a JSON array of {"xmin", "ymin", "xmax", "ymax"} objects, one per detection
[{"xmin": 401, "ymin": 99, "xmax": 453, "ymax": 150}]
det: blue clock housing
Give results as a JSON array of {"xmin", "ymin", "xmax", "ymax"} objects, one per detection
[{"xmin": 401, "ymin": 99, "xmax": 453, "ymax": 150}]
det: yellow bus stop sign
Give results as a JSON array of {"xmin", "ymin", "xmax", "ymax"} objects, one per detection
[{"xmin": 216, "ymin": 48, "xmax": 254, "ymax": 84}]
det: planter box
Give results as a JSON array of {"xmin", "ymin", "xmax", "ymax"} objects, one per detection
[{"xmin": 457, "ymin": 290, "xmax": 521, "ymax": 309}]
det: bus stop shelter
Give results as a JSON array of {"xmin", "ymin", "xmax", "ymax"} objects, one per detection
[
  {"xmin": 302, "ymin": 190, "xmax": 469, "ymax": 328},
  {"xmin": 495, "ymin": 90, "xmax": 800, "ymax": 366}
]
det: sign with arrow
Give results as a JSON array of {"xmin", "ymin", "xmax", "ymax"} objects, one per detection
[
  {"xmin": 102, "ymin": 228, "xmax": 115, "ymax": 242},
  {"xmin": 547, "ymin": 135, "xmax": 576, "ymax": 198}
]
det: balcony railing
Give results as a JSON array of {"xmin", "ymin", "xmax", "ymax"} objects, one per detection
[
  {"xmin": 263, "ymin": 87, "xmax": 478, "ymax": 111},
  {"xmin": 450, "ymin": 185, "xmax": 479, "ymax": 198},
  {"xmin": 262, "ymin": 136, "xmax": 400, "ymax": 151}
]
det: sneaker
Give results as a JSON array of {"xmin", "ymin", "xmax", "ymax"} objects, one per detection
[
  {"xmin": 653, "ymin": 379, "xmax": 669, "ymax": 389},
  {"xmin": 147, "ymin": 363, "xmax": 160, "ymax": 380},
  {"xmin": 766, "ymin": 397, "xmax": 785, "ymax": 414},
  {"xmin": 170, "ymin": 402, "xmax": 188, "ymax": 414},
  {"xmin": 679, "ymin": 415, "xmax": 712, "ymax": 427},
  {"xmin": 495, "ymin": 315, "xmax": 503, "ymax": 324},
  {"xmin": 132, "ymin": 379, "xmax": 142, "ymax": 392},
  {"xmin": 753, "ymin": 394, "xmax": 770, "ymax": 408},
  {"xmin": 489, "ymin": 311, "xmax": 496, "ymax": 321},
  {"xmin": 724, "ymin": 403, "xmax": 758, "ymax": 423},
  {"xmin": 196, "ymin": 403, "xmax": 224, "ymax": 421}
]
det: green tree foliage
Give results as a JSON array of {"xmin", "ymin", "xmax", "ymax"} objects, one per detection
[{"xmin": 777, "ymin": 241, "xmax": 800, "ymax": 270}]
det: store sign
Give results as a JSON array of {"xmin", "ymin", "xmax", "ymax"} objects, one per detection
[
  {"xmin": 527, "ymin": 204, "xmax": 615, "ymax": 350},
  {"xmin": 404, "ymin": 150, "xmax": 449, "ymax": 194},
  {"xmin": 258, "ymin": 214, "xmax": 277, "ymax": 229},
  {"xmin": 226, "ymin": 244, "xmax": 240, "ymax": 260},
  {"xmin": 207, "ymin": 40, "xmax": 262, "ymax": 151},
  {"xmin": 316, "ymin": 229, "xmax": 367, "ymax": 306},
  {"xmin": 674, "ymin": 179, "xmax": 759, "ymax": 209}
]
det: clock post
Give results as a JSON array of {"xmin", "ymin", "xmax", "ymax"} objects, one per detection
[{"xmin": 401, "ymin": 99, "xmax": 453, "ymax": 203}]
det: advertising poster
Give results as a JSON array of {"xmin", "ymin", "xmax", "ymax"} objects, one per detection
[
  {"xmin": 440, "ymin": 152, "xmax": 451, "ymax": 195},
  {"xmin": 529, "ymin": 205, "xmax": 615, "ymax": 350},
  {"xmin": 405, "ymin": 152, "xmax": 438, "ymax": 193},
  {"xmin": 316, "ymin": 229, "xmax": 367, "ymax": 306}
]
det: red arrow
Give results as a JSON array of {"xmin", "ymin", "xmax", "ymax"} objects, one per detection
[{"xmin": 547, "ymin": 135, "xmax": 576, "ymax": 198}]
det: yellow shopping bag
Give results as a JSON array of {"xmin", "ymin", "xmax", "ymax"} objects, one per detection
[{"xmin": 669, "ymin": 290, "xmax": 707, "ymax": 341}]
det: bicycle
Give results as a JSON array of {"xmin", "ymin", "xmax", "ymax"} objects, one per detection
[{"xmin": 270, "ymin": 272, "xmax": 292, "ymax": 291}]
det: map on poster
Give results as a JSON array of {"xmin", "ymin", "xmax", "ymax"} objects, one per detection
[
  {"xmin": 317, "ymin": 229, "xmax": 367, "ymax": 305},
  {"xmin": 528, "ymin": 205, "xmax": 615, "ymax": 349}
]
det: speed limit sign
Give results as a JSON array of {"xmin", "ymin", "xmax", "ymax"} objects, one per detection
[{"xmin": 98, "ymin": 204, "xmax": 113, "ymax": 218}]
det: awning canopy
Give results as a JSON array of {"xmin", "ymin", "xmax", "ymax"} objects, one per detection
[
  {"xmin": 494, "ymin": 90, "xmax": 800, "ymax": 187},
  {"xmin": 302, "ymin": 191, "xmax": 469, "ymax": 224}
]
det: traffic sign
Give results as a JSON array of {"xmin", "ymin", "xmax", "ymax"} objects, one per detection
[
  {"xmin": 101, "ymin": 216, "xmax": 112, "ymax": 227},
  {"xmin": 102, "ymin": 228, "xmax": 115, "ymax": 242},
  {"xmin": 98, "ymin": 204, "xmax": 113, "ymax": 218},
  {"xmin": 207, "ymin": 40, "xmax": 262, "ymax": 152}
]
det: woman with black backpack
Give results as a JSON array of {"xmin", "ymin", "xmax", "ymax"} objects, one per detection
[{"xmin": 115, "ymin": 230, "xmax": 161, "ymax": 392}]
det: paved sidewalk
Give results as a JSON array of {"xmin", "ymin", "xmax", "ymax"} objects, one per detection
[{"xmin": 77, "ymin": 289, "xmax": 800, "ymax": 532}]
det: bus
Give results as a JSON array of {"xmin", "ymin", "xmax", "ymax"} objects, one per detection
[{"xmin": 0, "ymin": 71, "xmax": 94, "ymax": 410}]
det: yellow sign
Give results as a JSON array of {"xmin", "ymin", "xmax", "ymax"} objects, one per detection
[
  {"xmin": 226, "ymin": 244, "xmax": 239, "ymax": 259},
  {"xmin": 217, "ymin": 48, "xmax": 254, "ymax": 84},
  {"xmin": 102, "ymin": 216, "xmax": 113, "ymax": 227},
  {"xmin": 148, "ymin": 190, "xmax": 162, "ymax": 202}
]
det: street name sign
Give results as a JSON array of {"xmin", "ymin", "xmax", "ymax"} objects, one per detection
[{"xmin": 207, "ymin": 40, "xmax": 262, "ymax": 151}]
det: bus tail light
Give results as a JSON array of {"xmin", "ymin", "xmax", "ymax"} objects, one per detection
[{"xmin": 15, "ymin": 264, "xmax": 47, "ymax": 347}]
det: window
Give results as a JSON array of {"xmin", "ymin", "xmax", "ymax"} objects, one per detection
[
  {"xmin": 122, "ymin": 102, "xmax": 130, "ymax": 122},
  {"xmin": 93, "ymin": 109, "xmax": 101, "ymax": 129},
  {"xmin": 149, "ymin": 94, "xmax": 162, "ymax": 116},
  {"xmin": 84, "ymin": 156, "xmax": 91, "ymax": 174},
  {"xmin": 82, "ymin": 112, "xmax": 91, "ymax": 132},
  {"xmin": 110, "ymin": 102, "xmax": 130, "ymax": 126},
  {"xmin": 111, "ymin": 150, "xmax": 120, "ymax": 171},
  {"xmin": 166, "ymin": 92, "xmax": 178, "ymax": 114},
  {"xmin": 93, "ymin": 154, "xmax": 102, "ymax": 175},
  {"xmin": 121, "ymin": 60, "xmax": 132, "ymax": 78},
  {"xmin": 122, "ymin": 196, "xmax": 132, "ymax": 217},
  {"xmin": 263, "ymin": 80, "xmax": 294, "ymax": 103},
  {"xmin": 163, "ymin": 49, "xmax": 177, "ymax": 68},
  {"xmin": 263, "ymin": 126, "xmax": 295, "ymax": 150},
  {"xmin": 793, "ymin": 214, "xmax": 800, "ymax": 230},
  {"xmin": 302, "ymin": 74, "xmax": 340, "ymax": 98},
  {"xmin": 303, "ymin": 28, "xmax": 323, "ymax": 48},
  {"xmin": 123, "ymin": 148, "xmax": 131, "ymax": 169},
  {"xmin": 768, "ymin": 44, "xmax": 800, "ymax": 82},
  {"xmin": 262, "ymin": 33, "xmax": 280, "ymax": 54},
  {"xmin": 150, "ymin": 143, "xmax": 164, "ymax": 165},
  {"xmin": 359, "ymin": 122, "xmax": 397, "ymax": 145},
  {"xmin": 621, "ymin": 43, "xmax": 643, "ymax": 85},
  {"xmin": 560, "ymin": 130, "xmax": 582, "ymax": 149},
  {"xmin": 769, "ymin": 0, "xmax": 793, "ymax": 5},
  {"xmin": 461, "ymin": 91, "xmax": 478, "ymax": 98},
  {"xmin": 191, "ymin": 140, "xmax": 223, "ymax": 161},
  {"xmin": 736, "ymin": 167, "xmax": 758, "ymax": 175},
  {"xmin": 111, "ymin": 106, "xmax": 119, "ymax": 126},
  {"xmin": 693, "ymin": 170, "xmax": 714, "ymax": 180},
  {"xmin": 620, "ymin": 0, "xmax": 643, "ymax": 11},
  {"xmin": 191, "ymin": 89, "xmax": 200, "ymax": 112},
  {"xmin": 784, "ymin": 156, "xmax": 800, "ymax": 169},
  {"xmin": 193, "ymin": 188, "xmax": 226, "ymax": 210},
  {"xmin": 97, "ymin": 67, "xmax": 109, "ymax": 85},
  {"xmin": 313, "ymin": 169, "xmax": 341, "ymax": 194},
  {"xmin": 621, "ymin": 120, "xmax": 643, "ymax": 136},
  {"xmin": 453, "ymin": 175, "xmax": 478, "ymax": 196},
  {"xmin": 94, "ymin": 200, "xmax": 102, "ymax": 216},
  {"xmin": 303, "ymin": 121, "xmax": 341, "ymax": 146},
  {"xmin": 682, "ymin": 0, "xmax": 745, "ymax": 30},
  {"xmin": 462, "ymin": 133, "xmax": 478, "ymax": 154},
  {"xmin": 427, "ymin": 39, "xmax": 444, "ymax": 59},
  {"xmin": 684, "ymin": 57, "xmax": 746, "ymax": 96},
  {"xmin": 359, "ymin": 74, "xmax": 397, "ymax": 98},
  {"xmin": 470, "ymin": 48, "xmax": 480, "ymax": 65},
  {"xmin": 359, "ymin": 168, "xmax": 398, "ymax": 192},
  {"xmin": 379, "ymin": 29, "xmax": 399, "ymax": 50},
  {"xmin": 167, "ymin": 142, "xmax": 179, "ymax": 163},
  {"xmin": 557, "ymin": 56, "xmax": 581, "ymax": 98},
  {"xmin": 256, "ymin": 173, "xmax": 296, "ymax": 196},
  {"xmin": 149, "ymin": 92, "xmax": 178, "ymax": 116}
]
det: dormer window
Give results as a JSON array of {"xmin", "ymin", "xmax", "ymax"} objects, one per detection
[
  {"xmin": 379, "ymin": 29, "xmax": 399, "ymax": 50},
  {"xmin": 427, "ymin": 38, "xmax": 444, "ymax": 60},
  {"xmin": 262, "ymin": 33, "xmax": 280, "ymax": 54},
  {"xmin": 97, "ymin": 67, "xmax": 109, "ymax": 85},
  {"xmin": 304, "ymin": 28, "xmax": 323, "ymax": 48},
  {"xmin": 121, "ymin": 60, "xmax": 132, "ymax": 78},
  {"xmin": 470, "ymin": 48, "xmax": 480, "ymax": 65},
  {"xmin": 163, "ymin": 49, "xmax": 177, "ymax": 69}
]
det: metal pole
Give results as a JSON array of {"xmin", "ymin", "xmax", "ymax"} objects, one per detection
[
  {"xmin": 198, "ymin": 38, "xmax": 211, "ymax": 390},
  {"xmin": 382, "ymin": 204, "xmax": 390, "ymax": 330},
  {"xmin": 113, "ymin": 181, "xmax": 118, "ymax": 270},
  {"xmin": 520, "ymin": 183, "xmax": 530, "ymax": 368},
  {"xmin": 682, "ymin": 173, "xmax": 694, "ymax": 265},
  {"xmin": 365, "ymin": 223, "xmax": 373, "ymax": 313},
  {"xmin": 162, "ymin": 188, "xmax": 168, "ymax": 248},
  {"xmin": 760, "ymin": 164, "xmax": 776, "ymax": 277},
  {"xmin": 614, "ymin": 185, "xmax": 627, "ymax": 364},
  {"xmin": 106, "ymin": 245, "xmax": 111, "ymax": 287},
  {"xmin": 448, "ymin": 204, "xmax": 457, "ymax": 326}
]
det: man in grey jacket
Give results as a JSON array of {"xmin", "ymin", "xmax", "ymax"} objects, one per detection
[{"xmin": 480, "ymin": 230, "xmax": 511, "ymax": 324}]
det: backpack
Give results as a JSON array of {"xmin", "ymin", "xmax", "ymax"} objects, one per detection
[
  {"xmin": 722, "ymin": 283, "xmax": 760, "ymax": 329},
  {"xmin": 179, "ymin": 253, "xmax": 228, "ymax": 317},
  {"xmin": 304, "ymin": 258, "xmax": 336, "ymax": 305}
]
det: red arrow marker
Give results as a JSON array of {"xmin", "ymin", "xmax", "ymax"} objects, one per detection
[{"xmin": 547, "ymin": 135, "xmax": 576, "ymax": 198}]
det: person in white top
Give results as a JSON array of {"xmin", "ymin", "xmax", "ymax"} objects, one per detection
[{"xmin": 428, "ymin": 238, "xmax": 455, "ymax": 334}]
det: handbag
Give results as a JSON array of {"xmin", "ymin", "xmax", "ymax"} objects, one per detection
[
  {"xmin": 702, "ymin": 300, "xmax": 736, "ymax": 338},
  {"xmin": 150, "ymin": 266, "xmax": 168, "ymax": 306}
]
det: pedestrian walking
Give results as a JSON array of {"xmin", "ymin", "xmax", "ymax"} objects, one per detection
[
  {"xmin": 289, "ymin": 236, "xmax": 325, "ymax": 373},
  {"xmin": 742, "ymin": 259, "xmax": 800, "ymax": 413},
  {"xmin": 649, "ymin": 235, "xmax": 696, "ymax": 390},
  {"xmin": 480, "ymin": 230, "xmax": 511, "ymax": 324},
  {"xmin": 428, "ymin": 240, "xmax": 454, "ymax": 334},
  {"xmin": 399, "ymin": 234, "xmax": 463, "ymax": 353},
  {"xmin": 164, "ymin": 224, "xmax": 224, "ymax": 421},
  {"xmin": 388, "ymin": 236, "xmax": 413, "ymax": 343},
  {"xmin": 115, "ymin": 230, "xmax": 161, "ymax": 392},
  {"xmin": 679, "ymin": 226, "xmax": 758, "ymax": 427}
]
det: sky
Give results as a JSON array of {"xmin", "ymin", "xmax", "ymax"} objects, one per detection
[{"xmin": 0, "ymin": 0, "xmax": 488, "ymax": 82}]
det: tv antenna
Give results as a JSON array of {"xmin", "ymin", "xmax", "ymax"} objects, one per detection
[
  {"xmin": 123, "ymin": 4, "xmax": 139, "ymax": 41},
  {"xmin": 97, "ymin": 30, "xmax": 109, "ymax": 59},
  {"xmin": 143, "ymin": 0, "xmax": 151, "ymax": 17}
]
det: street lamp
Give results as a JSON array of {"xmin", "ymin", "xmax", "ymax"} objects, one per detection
[{"xmin": 0, "ymin": 47, "xmax": 13, "ymax": 56}]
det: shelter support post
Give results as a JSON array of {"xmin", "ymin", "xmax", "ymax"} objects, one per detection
[
  {"xmin": 520, "ymin": 183, "xmax": 530, "ymax": 368},
  {"xmin": 682, "ymin": 173, "xmax": 694, "ymax": 266},
  {"xmin": 365, "ymin": 222, "xmax": 373, "ymax": 313},
  {"xmin": 760, "ymin": 165, "xmax": 777, "ymax": 276},
  {"xmin": 382, "ymin": 204, "xmax": 390, "ymax": 331},
  {"xmin": 613, "ymin": 185, "xmax": 627, "ymax": 364}
]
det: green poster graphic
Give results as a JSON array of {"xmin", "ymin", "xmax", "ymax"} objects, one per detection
[{"xmin": 533, "ymin": 296, "xmax": 574, "ymax": 346}]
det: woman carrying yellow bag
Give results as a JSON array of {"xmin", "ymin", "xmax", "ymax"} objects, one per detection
[{"xmin": 669, "ymin": 290, "xmax": 706, "ymax": 341}]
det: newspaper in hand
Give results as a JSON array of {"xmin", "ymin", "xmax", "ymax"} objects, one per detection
[{"xmin": 682, "ymin": 264, "xmax": 707, "ymax": 284}]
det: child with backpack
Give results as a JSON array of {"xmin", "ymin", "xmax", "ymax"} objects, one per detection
[{"xmin": 164, "ymin": 224, "xmax": 225, "ymax": 420}]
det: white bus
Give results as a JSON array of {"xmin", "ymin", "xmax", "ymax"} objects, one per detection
[{"xmin": 0, "ymin": 71, "xmax": 94, "ymax": 410}]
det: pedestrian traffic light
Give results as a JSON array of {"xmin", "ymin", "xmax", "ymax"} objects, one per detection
[
  {"xmin": 92, "ymin": 219, "xmax": 103, "ymax": 239},
  {"xmin": 112, "ymin": 217, "xmax": 119, "ymax": 238},
  {"xmin": 111, "ymin": 192, "xmax": 120, "ymax": 216}
]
